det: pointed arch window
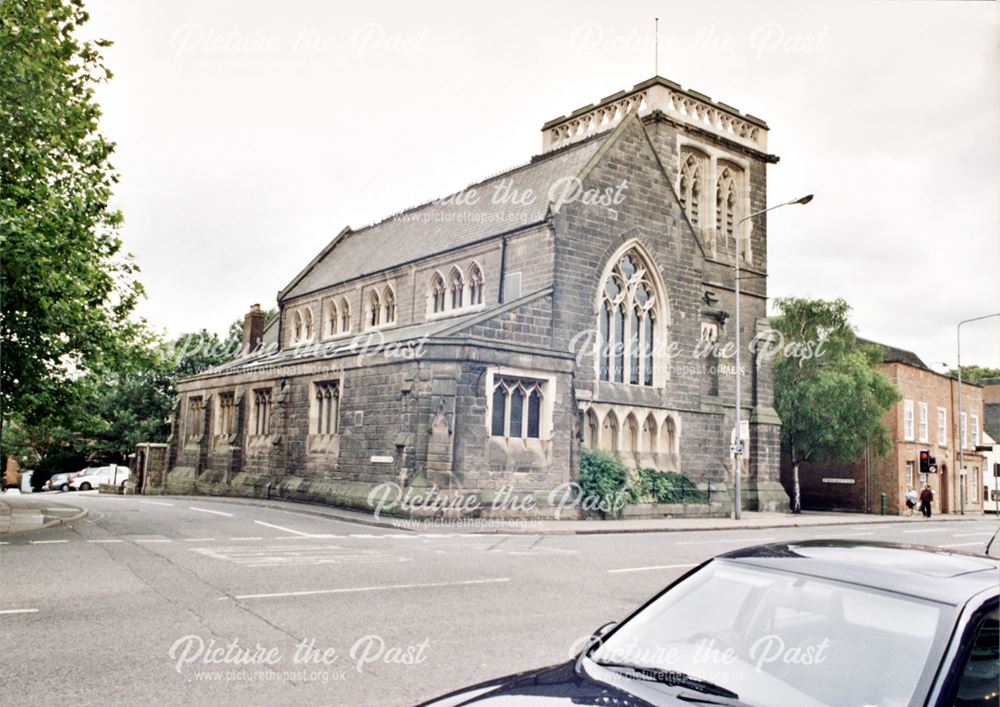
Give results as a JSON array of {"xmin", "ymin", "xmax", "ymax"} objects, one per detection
[
  {"xmin": 339, "ymin": 298, "xmax": 351, "ymax": 333},
  {"xmin": 368, "ymin": 291, "xmax": 381, "ymax": 328},
  {"xmin": 679, "ymin": 150, "xmax": 707, "ymax": 231},
  {"xmin": 716, "ymin": 163, "xmax": 745, "ymax": 260},
  {"xmin": 468, "ymin": 264, "xmax": 484, "ymax": 306},
  {"xmin": 449, "ymin": 268, "xmax": 464, "ymax": 309},
  {"xmin": 303, "ymin": 308, "xmax": 313, "ymax": 340},
  {"xmin": 293, "ymin": 311, "xmax": 303, "ymax": 342},
  {"xmin": 598, "ymin": 249, "xmax": 660, "ymax": 387},
  {"xmin": 327, "ymin": 301, "xmax": 339, "ymax": 336},
  {"xmin": 383, "ymin": 287, "xmax": 396, "ymax": 324},
  {"xmin": 431, "ymin": 272, "xmax": 446, "ymax": 314}
]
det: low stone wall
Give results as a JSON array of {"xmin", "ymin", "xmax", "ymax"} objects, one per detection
[{"xmin": 158, "ymin": 467, "xmax": 587, "ymax": 520}]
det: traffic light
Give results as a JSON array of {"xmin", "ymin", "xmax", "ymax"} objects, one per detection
[{"xmin": 919, "ymin": 450, "xmax": 931, "ymax": 474}]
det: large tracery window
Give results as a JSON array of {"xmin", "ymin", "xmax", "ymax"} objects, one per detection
[{"xmin": 598, "ymin": 250, "xmax": 659, "ymax": 387}]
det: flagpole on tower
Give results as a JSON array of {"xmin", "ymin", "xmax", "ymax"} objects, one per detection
[{"xmin": 654, "ymin": 17, "xmax": 659, "ymax": 75}]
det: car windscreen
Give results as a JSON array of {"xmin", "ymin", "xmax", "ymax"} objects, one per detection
[{"xmin": 589, "ymin": 560, "xmax": 956, "ymax": 707}]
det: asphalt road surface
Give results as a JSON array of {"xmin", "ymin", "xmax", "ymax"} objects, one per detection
[{"xmin": 2, "ymin": 492, "xmax": 997, "ymax": 705}]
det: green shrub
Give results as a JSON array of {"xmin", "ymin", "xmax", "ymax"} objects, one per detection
[
  {"xmin": 627, "ymin": 469, "xmax": 708, "ymax": 504},
  {"xmin": 578, "ymin": 448, "xmax": 629, "ymax": 517}
]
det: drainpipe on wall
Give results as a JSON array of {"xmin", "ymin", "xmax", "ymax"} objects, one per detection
[{"xmin": 497, "ymin": 235, "xmax": 508, "ymax": 304}]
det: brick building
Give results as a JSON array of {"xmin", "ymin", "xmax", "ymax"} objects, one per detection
[
  {"xmin": 164, "ymin": 76, "xmax": 789, "ymax": 514},
  {"xmin": 784, "ymin": 342, "xmax": 988, "ymax": 515}
]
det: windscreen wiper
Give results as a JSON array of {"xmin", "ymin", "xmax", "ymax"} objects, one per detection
[{"xmin": 595, "ymin": 661, "xmax": 746, "ymax": 702}]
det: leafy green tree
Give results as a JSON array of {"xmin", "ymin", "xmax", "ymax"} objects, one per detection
[
  {"xmin": 1, "ymin": 0, "xmax": 145, "ymax": 447},
  {"xmin": 770, "ymin": 298, "xmax": 900, "ymax": 513},
  {"xmin": 947, "ymin": 365, "xmax": 1000, "ymax": 385}
]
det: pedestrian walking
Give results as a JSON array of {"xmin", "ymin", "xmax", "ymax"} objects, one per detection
[
  {"xmin": 904, "ymin": 487, "xmax": 918, "ymax": 517},
  {"xmin": 919, "ymin": 484, "xmax": 934, "ymax": 519}
]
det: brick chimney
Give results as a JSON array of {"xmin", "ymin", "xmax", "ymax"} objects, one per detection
[{"xmin": 242, "ymin": 304, "xmax": 265, "ymax": 354}]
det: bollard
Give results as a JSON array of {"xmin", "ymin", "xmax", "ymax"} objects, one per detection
[{"xmin": 880, "ymin": 492, "xmax": 886, "ymax": 516}]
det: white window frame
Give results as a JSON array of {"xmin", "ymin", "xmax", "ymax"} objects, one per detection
[
  {"xmin": 917, "ymin": 402, "xmax": 928, "ymax": 443},
  {"xmin": 971, "ymin": 415, "xmax": 980, "ymax": 447},
  {"xmin": 902, "ymin": 400, "xmax": 914, "ymax": 441},
  {"xmin": 970, "ymin": 467, "xmax": 979, "ymax": 502},
  {"xmin": 484, "ymin": 366, "xmax": 556, "ymax": 441},
  {"xmin": 936, "ymin": 407, "xmax": 947, "ymax": 447},
  {"xmin": 961, "ymin": 412, "xmax": 968, "ymax": 450},
  {"xmin": 905, "ymin": 461, "xmax": 914, "ymax": 490}
]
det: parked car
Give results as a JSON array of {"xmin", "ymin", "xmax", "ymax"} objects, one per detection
[
  {"xmin": 45, "ymin": 472, "xmax": 73, "ymax": 492},
  {"xmin": 421, "ymin": 540, "xmax": 999, "ymax": 706},
  {"xmin": 69, "ymin": 465, "xmax": 130, "ymax": 491}
]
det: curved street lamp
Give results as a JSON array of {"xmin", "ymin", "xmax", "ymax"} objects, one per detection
[{"xmin": 732, "ymin": 194, "xmax": 814, "ymax": 520}]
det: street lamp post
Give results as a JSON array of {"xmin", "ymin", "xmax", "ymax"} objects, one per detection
[
  {"xmin": 732, "ymin": 194, "xmax": 813, "ymax": 520},
  {"xmin": 956, "ymin": 312, "xmax": 1000, "ymax": 515}
]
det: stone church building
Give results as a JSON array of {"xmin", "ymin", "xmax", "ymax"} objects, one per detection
[{"xmin": 165, "ymin": 76, "xmax": 789, "ymax": 514}]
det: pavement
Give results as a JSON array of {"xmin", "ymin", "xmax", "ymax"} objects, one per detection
[
  {"xmin": 1, "ymin": 490, "xmax": 992, "ymax": 535},
  {"xmin": 0, "ymin": 492, "xmax": 88, "ymax": 534}
]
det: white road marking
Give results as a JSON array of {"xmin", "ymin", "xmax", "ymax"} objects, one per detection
[
  {"xmin": 273, "ymin": 534, "xmax": 345, "ymax": 539},
  {"xmin": 230, "ymin": 537, "xmax": 263, "ymax": 541},
  {"xmin": 87, "ymin": 539, "xmax": 123, "ymax": 544},
  {"xmin": 134, "ymin": 539, "xmax": 171, "ymax": 543},
  {"xmin": 675, "ymin": 537, "xmax": 775, "ymax": 545},
  {"xmin": 902, "ymin": 527, "xmax": 952, "ymax": 534},
  {"xmin": 44, "ymin": 507, "xmax": 78, "ymax": 512},
  {"xmin": 189, "ymin": 507, "xmax": 234, "ymax": 517},
  {"xmin": 222, "ymin": 577, "xmax": 511, "ymax": 601},
  {"xmin": 254, "ymin": 521, "xmax": 313, "ymax": 537},
  {"xmin": 0, "ymin": 608, "xmax": 38, "ymax": 615},
  {"xmin": 30, "ymin": 540, "xmax": 68, "ymax": 545},
  {"xmin": 608, "ymin": 563, "xmax": 698, "ymax": 574},
  {"xmin": 184, "ymin": 538, "xmax": 215, "ymax": 542},
  {"xmin": 953, "ymin": 532, "xmax": 997, "ymax": 538},
  {"xmin": 940, "ymin": 541, "xmax": 986, "ymax": 548},
  {"xmin": 139, "ymin": 500, "xmax": 174, "ymax": 507},
  {"xmin": 0, "ymin": 542, "xmax": 8, "ymax": 545},
  {"xmin": 349, "ymin": 534, "xmax": 379, "ymax": 539}
]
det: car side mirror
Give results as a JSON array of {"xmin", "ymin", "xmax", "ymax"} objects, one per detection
[{"xmin": 593, "ymin": 621, "xmax": 616, "ymax": 639}]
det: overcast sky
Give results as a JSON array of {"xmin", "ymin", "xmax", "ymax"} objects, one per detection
[{"xmin": 83, "ymin": 0, "xmax": 999, "ymax": 368}]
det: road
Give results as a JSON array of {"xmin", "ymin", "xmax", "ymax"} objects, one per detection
[{"xmin": 1, "ymin": 492, "xmax": 997, "ymax": 705}]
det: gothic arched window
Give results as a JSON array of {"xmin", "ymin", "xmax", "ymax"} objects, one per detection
[
  {"xmin": 449, "ymin": 268, "xmax": 464, "ymax": 309},
  {"xmin": 430, "ymin": 272, "xmax": 446, "ymax": 314},
  {"xmin": 679, "ymin": 150, "xmax": 707, "ymax": 231},
  {"xmin": 716, "ymin": 163, "xmax": 744, "ymax": 260},
  {"xmin": 339, "ymin": 297, "xmax": 350, "ymax": 332},
  {"xmin": 327, "ymin": 301, "xmax": 339, "ymax": 336},
  {"xmin": 468, "ymin": 264, "xmax": 484, "ymax": 306},
  {"xmin": 383, "ymin": 287, "xmax": 396, "ymax": 324},
  {"xmin": 293, "ymin": 310, "xmax": 303, "ymax": 342},
  {"xmin": 598, "ymin": 249, "xmax": 660, "ymax": 387},
  {"xmin": 303, "ymin": 308, "xmax": 313, "ymax": 340},
  {"xmin": 368, "ymin": 291, "xmax": 381, "ymax": 328}
]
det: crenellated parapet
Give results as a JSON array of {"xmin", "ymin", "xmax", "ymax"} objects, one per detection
[{"xmin": 542, "ymin": 76, "xmax": 768, "ymax": 154}]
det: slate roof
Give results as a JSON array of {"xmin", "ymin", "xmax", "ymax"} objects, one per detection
[
  {"xmin": 857, "ymin": 338, "xmax": 929, "ymax": 370},
  {"xmin": 280, "ymin": 136, "xmax": 606, "ymax": 300}
]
